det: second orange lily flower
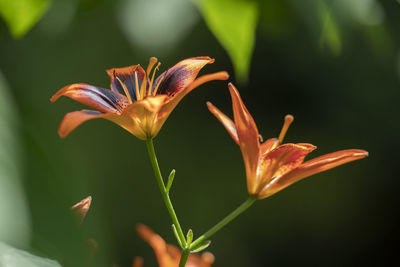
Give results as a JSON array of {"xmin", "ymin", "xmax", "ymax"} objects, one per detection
[
  {"xmin": 51, "ymin": 57, "xmax": 228, "ymax": 140},
  {"xmin": 134, "ymin": 224, "xmax": 214, "ymax": 267},
  {"xmin": 208, "ymin": 83, "xmax": 368, "ymax": 199}
]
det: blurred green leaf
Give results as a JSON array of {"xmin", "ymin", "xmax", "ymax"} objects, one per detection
[
  {"xmin": 0, "ymin": 0, "xmax": 51, "ymax": 38},
  {"xmin": 0, "ymin": 71, "xmax": 31, "ymax": 248},
  {"xmin": 319, "ymin": 1, "xmax": 341, "ymax": 55},
  {"xmin": 195, "ymin": 0, "xmax": 258, "ymax": 83},
  {"xmin": 0, "ymin": 242, "xmax": 61, "ymax": 267}
]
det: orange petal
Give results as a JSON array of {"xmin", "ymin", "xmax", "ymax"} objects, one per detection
[
  {"xmin": 154, "ymin": 57, "xmax": 215, "ymax": 95},
  {"xmin": 71, "ymin": 196, "xmax": 92, "ymax": 224},
  {"xmin": 106, "ymin": 65, "xmax": 146, "ymax": 101},
  {"xmin": 51, "ymin": 83, "xmax": 129, "ymax": 113},
  {"xmin": 258, "ymin": 149, "xmax": 368, "ymax": 199},
  {"xmin": 256, "ymin": 143, "xmax": 316, "ymax": 195},
  {"xmin": 207, "ymin": 101, "xmax": 239, "ymax": 145},
  {"xmin": 260, "ymin": 138, "xmax": 279, "ymax": 156},
  {"xmin": 186, "ymin": 251, "xmax": 215, "ymax": 267},
  {"xmin": 122, "ymin": 95, "xmax": 168, "ymax": 139},
  {"xmin": 156, "ymin": 71, "xmax": 229, "ymax": 136},
  {"xmin": 228, "ymin": 83, "xmax": 261, "ymax": 194},
  {"xmin": 280, "ymin": 149, "xmax": 368, "ymax": 186},
  {"xmin": 58, "ymin": 109, "xmax": 137, "ymax": 138},
  {"xmin": 136, "ymin": 224, "xmax": 173, "ymax": 267},
  {"xmin": 132, "ymin": 257, "xmax": 143, "ymax": 267},
  {"xmin": 58, "ymin": 110, "xmax": 105, "ymax": 138}
]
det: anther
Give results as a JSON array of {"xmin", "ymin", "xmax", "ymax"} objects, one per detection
[
  {"xmin": 278, "ymin": 114, "xmax": 294, "ymax": 144},
  {"xmin": 146, "ymin": 57, "xmax": 158, "ymax": 77}
]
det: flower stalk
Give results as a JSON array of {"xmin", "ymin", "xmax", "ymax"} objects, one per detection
[
  {"xmin": 190, "ymin": 195, "xmax": 257, "ymax": 251},
  {"xmin": 145, "ymin": 139, "xmax": 186, "ymax": 247},
  {"xmin": 179, "ymin": 249, "xmax": 190, "ymax": 267}
]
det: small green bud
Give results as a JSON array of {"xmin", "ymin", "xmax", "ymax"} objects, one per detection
[
  {"xmin": 166, "ymin": 169, "xmax": 175, "ymax": 193},
  {"xmin": 186, "ymin": 229, "xmax": 193, "ymax": 247}
]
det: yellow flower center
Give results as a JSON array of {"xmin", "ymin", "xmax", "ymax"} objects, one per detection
[{"xmin": 136, "ymin": 57, "xmax": 167, "ymax": 102}]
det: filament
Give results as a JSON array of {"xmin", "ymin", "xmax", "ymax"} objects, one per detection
[
  {"xmin": 152, "ymin": 69, "xmax": 166, "ymax": 96},
  {"xmin": 148, "ymin": 62, "xmax": 161, "ymax": 96},
  {"xmin": 134, "ymin": 71, "xmax": 140, "ymax": 101},
  {"xmin": 278, "ymin": 114, "xmax": 294, "ymax": 144},
  {"xmin": 116, "ymin": 76, "xmax": 132, "ymax": 104}
]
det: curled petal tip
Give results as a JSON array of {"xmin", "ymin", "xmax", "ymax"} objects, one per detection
[
  {"xmin": 136, "ymin": 223, "xmax": 144, "ymax": 231},
  {"xmin": 219, "ymin": 71, "xmax": 229, "ymax": 80},
  {"xmin": 354, "ymin": 149, "xmax": 369, "ymax": 157},
  {"xmin": 228, "ymin": 83, "xmax": 240, "ymax": 97},
  {"xmin": 71, "ymin": 195, "xmax": 92, "ymax": 210},
  {"xmin": 50, "ymin": 91, "xmax": 62, "ymax": 103},
  {"xmin": 201, "ymin": 251, "xmax": 215, "ymax": 264},
  {"xmin": 71, "ymin": 196, "xmax": 92, "ymax": 224},
  {"xmin": 196, "ymin": 56, "xmax": 215, "ymax": 63},
  {"xmin": 58, "ymin": 126, "xmax": 68, "ymax": 138}
]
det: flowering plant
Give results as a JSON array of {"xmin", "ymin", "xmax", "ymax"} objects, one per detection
[{"xmin": 53, "ymin": 57, "xmax": 367, "ymax": 266}]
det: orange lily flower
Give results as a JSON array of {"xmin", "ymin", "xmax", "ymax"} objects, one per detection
[
  {"xmin": 134, "ymin": 224, "xmax": 214, "ymax": 267},
  {"xmin": 207, "ymin": 83, "xmax": 368, "ymax": 199},
  {"xmin": 51, "ymin": 57, "xmax": 228, "ymax": 140}
]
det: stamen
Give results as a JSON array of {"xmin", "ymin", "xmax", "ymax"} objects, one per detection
[
  {"xmin": 134, "ymin": 71, "xmax": 140, "ymax": 101},
  {"xmin": 148, "ymin": 62, "xmax": 161, "ymax": 96},
  {"xmin": 116, "ymin": 76, "xmax": 132, "ymax": 104},
  {"xmin": 139, "ymin": 76, "xmax": 147, "ymax": 100},
  {"xmin": 140, "ymin": 57, "xmax": 158, "ymax": 98},
  {"xmin": 146, "ymin": 57, "xmax": 158, "ymax": 76},
  {"xmin": 152, "ymin": 69, "xmax": 167, "ymax": 96},
  {"xmin": 278, "ymin": 114, "xmax": 294, "ymax": 144}
]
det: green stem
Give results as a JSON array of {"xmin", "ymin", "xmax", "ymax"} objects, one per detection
[
  {"xmin": 190, "ymin": 195, "xmax": 257, "ymax": 250},
  {"xmin": 145, "ymin": 139, "xmax": 186, "ymax": 247},
  {"xmin": 179, "ymin": 249, "xmax": 190, "ymax": 267}
]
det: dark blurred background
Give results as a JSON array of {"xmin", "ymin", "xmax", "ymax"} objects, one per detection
[{"xmin": 0, "ymin": 0, "xmax": 399, "ymax": 266}]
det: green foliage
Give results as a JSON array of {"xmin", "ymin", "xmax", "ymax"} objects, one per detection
[
  {"xmin": 191, "ymin": 240, "xmax": 211, "ymax": 253},
  {"xmin": 195, "ymin": 0, "xmax": 258, "ymax": 83},
  {"xmin": 166, "ymin": 169, "xmax": 176, "ymax": 193},
  {"xmin": 318, "ymin": 1, "xmax": 341, "ymax": 55},
  {"xmin": 0, "ymin": 0, "xmax": 51, "ymax": 38},
  {"xmin": 0, "ymin": 72, "xmax": 31, "ymax": 247},
  {"xmin": 0, "ymin": 242, "xmax": 61, "ymax": 267},
  {"xmin": 172, "ymin": 224, "xmax": 185, "ymax": 249},
  {"xmin": 186, "ymin": 229, "xmax": 193, "ymax": 246}
]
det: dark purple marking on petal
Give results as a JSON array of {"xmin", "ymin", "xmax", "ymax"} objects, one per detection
[
  {"xmin": 107, "ymin": 65, "xmax": 146, "ymax": 101},
  {"xmin": 152, "ymin": 66, "xmax": 188, "ymax": 95},
  {"xmin": 82, "ymin": 85, "xmax": 128, "ymax": 111}
]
